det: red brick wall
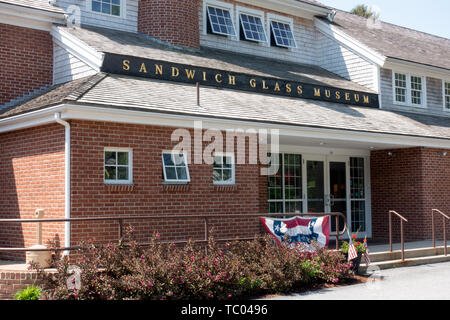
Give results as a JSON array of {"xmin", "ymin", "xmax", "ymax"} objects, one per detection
[
  {"xmin": 0, "ymin": 124, "xmax": 65, "ymax": 261},
  {"xmin": 0, "ymin": 270, "xmax": 43, "ymax": 300},
  {"xmin": 371, "ymin": 147, "xmax": 450, "ymax": 241},
  {"xmin": 69, "ymin": 120, "xmax": 267, "ymax": 248},
  {"xmin": 0, "ymin": 23, "xmax": 53, "ymax": 106},
  {"xmin": 138, "ymin": 0, "xmax": 201, "ymax": 49}
]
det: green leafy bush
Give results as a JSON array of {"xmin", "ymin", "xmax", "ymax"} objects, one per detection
[
  {"xmin": 34, "ymin": 231, "xmax": 353, "ymax": 300},
  {"xmin": 14, "ymin": 286, "xmax": 42, "ymax": 300}
]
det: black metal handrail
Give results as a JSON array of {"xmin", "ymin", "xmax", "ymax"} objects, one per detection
[{"xmin": 0, "ymin": 212, "xmax": 347, "ymax": 252}]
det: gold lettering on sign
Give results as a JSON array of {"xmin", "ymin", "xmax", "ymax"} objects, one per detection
[
  {"xmin": 250, "ymin": 79, "xmax": 257, "ymax": 88},
  {"xmin": 172, "ymin": 67, "xmax": 180, "ymax": 77},
  {"xmin": 314, "ymin": 88, "xmax": 321, "ymax": 97},
  {"xmin": 345, "ymin": 92, "xmax": 351, "ymax": 101},
  {"xmin": 139, "ymin": 63, "xmax": 148, "ymax": 73},
  {"xmin": 335, "ymin": 91, "xmax": 341, "ymax": 100},
  {"xmin": 122, "ymin": 60, "xmax": 130, "ymax": 71},
  {"xmin": 363, "ymin": 95, "xmax": 370, "ymax": 104},
  {"xmin": 215, "ymin": 73, "xmax": 223, "ymax": 83},
  {"xmin": 203, "ymin": 71, "xmax": 207, "ymax": 81},
  {"xmin": 185, "ymin": 69, "xmax": 196, "ymax": 80},
  {"xmin": 286, "ymin": 83, "xmax": 292, "ymax": 93},
  {"xmin": 262, "ymin": 80, "xmax": 269, "ymax": 90},
  {"xmin": 354, "ymin": 94, "xmax": 360, "ymax": 102},
  {"xmin": 155, "ymin": 64, "xmax": 163, "ymax": 75},
  {"xmin": 274, "ymin": 82, "xmax": 281, "ymax": 92},
  {"xmin": 325, "ymin": 90, "xmax": 331, "ymax": 98},
  {"xmin": 229, "ymin": 75, "xmax": 236, "ymax": 86},
  {"xmin": 297, "ymin": 85, "xmax": 303, "ymax": 95}
]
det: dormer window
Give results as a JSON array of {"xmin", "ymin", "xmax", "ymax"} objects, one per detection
[
  {"xmin": 91, "ymin": 0, "xmax": 121, "ymax": 17},
  {"xmin": 206, "ymin": 5, "xmax": 236, "ymax": 37},
  {"xmin": 393, "ymin": 71, "xmax": 426, "ymax": 108},
  {"xmin": 239, "ymin": 13, "xmax": 267, "ymax": 43},
  {"xmin": 270, "ymin": 21, "xmax": 296, "ymax": 48}
]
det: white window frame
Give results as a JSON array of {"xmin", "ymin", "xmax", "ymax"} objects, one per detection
[
  {"xmin": 443, "ymin": 80, "xmax": 450, "ymax": 112},
  {"xmin": 162, "ymin": 151, "xmax": 191, "ymax": 184},
  {"xmin": 87, "ymin": 0, "xmax": 127, "ymax": 19},
  {"xmin": 104, "ymin": 147, "xmax": 133, "ymax": 185},
  {"xmin": 213, "ymin": 153, "xmax": 236, "ymax": 185},
  {"xmin": 202, "ymin": 0, "xmax": 236, "ymax": 39},
  {"xmin": 236, "ymin": 6, "xmax": 268, "ymax": 46},
  {"xmin": 267, "ymin": 13, "xmax": 297, "ymax": 50},
  {"xmin": 392, "ymin": 70, "xmax": 427, "ymax": 108}
]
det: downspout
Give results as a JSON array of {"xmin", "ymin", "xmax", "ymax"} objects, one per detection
[{"xmin": 54, "ymin": 112, "xmax": 71, "ymax": 256}]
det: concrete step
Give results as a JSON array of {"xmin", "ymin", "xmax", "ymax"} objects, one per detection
[
  {"xmin": 359, "ymin": 253, "xmax": 450, "ymax": 274},
  {"xmin": 369, "ymin": 246, "xmax": 448, "ymax": 263}
]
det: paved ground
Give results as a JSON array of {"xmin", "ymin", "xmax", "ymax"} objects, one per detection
[{"xmin": 263, "ymin": 261, "xmax": 450, "ymax": 300}]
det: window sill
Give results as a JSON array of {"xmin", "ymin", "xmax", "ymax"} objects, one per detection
[
  {"xmin": 161, "ymin": 182, "xmax": 190, "ymax": 192},
  {"xmin": 104, "ymin": 184, "xmax": 135, "ymax": 193},
  {"xmin": 211, "ymin": 184, "xmax": 239, "ymax": 192}
]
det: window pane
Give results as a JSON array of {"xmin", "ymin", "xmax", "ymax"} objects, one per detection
[
  {"xmin": 118, "ymin": 152, "xmax": 128, "ymax": 165},
  {"xmin": 176, "ymin": 167, "xmax": 188, "ymax": 180},
  {"xmin": 213, "ymin": 169, "xmax": 222, "ymax": 182},
  {"xmin": 173, "ymin": 153, "xmax": 186, "ymax": 166},
  {"xmin": 111, "ymin": 5, "xmax": 120, "ymax": 16},
  {"xmin": 163, "ymin": 153, "xmax": 174, "ymax": 166},
  {"xmin": 105, "ymin": 166, "xmax": 116, "ymax": 180},
  {"xmin": 269, "ymin": 202, "xmax": 283, "ymax": 214},
  {"xmin": 92, "ymin": 1, "xmax": 101, "ymax": 12},
  {"xmin": 118, "ymin": 167, "xmax": 129, "ymax": 180},
  {"xmin": 165, "ymin": 167, "xmax": 177, "ymax": 180},
  {"xmin": 101, "ymin": 3, "xmax": 111, "ymax": 14},
  {"xmin": 105, "ymin": 151, "xmax": 116, "ymax": 165},
  {"xmin": 222, "ymin": 169, "xmax": 232, "ymax": 181},
  {"xmin": 112, "ymin": 0, "xmax": 120, "ymax": 4},
  {"xmin": 213, "ymin": 156, "xmax": 223, "ymax": 168},
  {"xmin": 351, "ymin": 201, "xmax": 366, "ymax": 232},
  {"xmin": 350, "ymin": 158, "xmax": 365, "ymax": 199}
]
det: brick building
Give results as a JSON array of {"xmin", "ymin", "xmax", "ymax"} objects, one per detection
[{"xmin": 0, "ymin": 0, "xmax": 450, "ymax": 261}]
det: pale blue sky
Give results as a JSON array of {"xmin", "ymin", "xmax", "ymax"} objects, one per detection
[{"xmin": 320, "ymin": 0, "xmax": 450, "ymax": 39}]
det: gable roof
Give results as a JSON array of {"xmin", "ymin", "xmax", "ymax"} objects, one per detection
[
  {"xmin": 321, "ymin": 10, "xmax": 450, "ymax": 71},
  {"xmin": 1, "ymin": 73, "xmax": 450, "ymax": 143}
]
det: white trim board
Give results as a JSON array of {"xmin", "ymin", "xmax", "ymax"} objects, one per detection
[
  {"xmin": 51, "ymin": 26, "xmax": 104, "ymax": 71},
  {"xmin": 0, "ymin": 2, "xmax": 65, "ymax": 31}
]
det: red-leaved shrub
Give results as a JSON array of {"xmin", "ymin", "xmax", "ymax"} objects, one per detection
[{"xmin": 35, "ymin": 231, "xmax": 353, "ymax": 300}]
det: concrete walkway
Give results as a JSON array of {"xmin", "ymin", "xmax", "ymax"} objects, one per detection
[{"xmin": 264, "ymin": 261, "xmax": 450, "ymax": 300}]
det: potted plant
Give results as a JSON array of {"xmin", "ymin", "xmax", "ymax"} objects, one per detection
[{"xmin": 340, "ymin": 234, "xmax": 366, "ymax": 273}]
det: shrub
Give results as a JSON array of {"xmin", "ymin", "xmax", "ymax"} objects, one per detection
[
  {"xmin": 14, "ymin": 286, "xmax": 42, "ymax": 300},
  {"xmin": 34, "ymin": 231, "xmax": 353, "ymax": 300}
]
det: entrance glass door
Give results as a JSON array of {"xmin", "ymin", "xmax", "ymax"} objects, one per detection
[
  {"xmin": 305, "ymin": 159, "xmax": 325, "ymax": 213},
  {"xmin": 329, "ymin": 160, "xmax": 347, "ymax": 233},
  {"xmin": 268, "ymin": 153, "xmax": 370, "ymax": 237}
]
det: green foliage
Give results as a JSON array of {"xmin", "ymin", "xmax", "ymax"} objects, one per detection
[
  {"xmin": 350, "ymin": 4, "xmax": 380, "ymax": 19},
  {"xmin": 34, "ymin": 231, "xmax": 353, "ymax": 300},
  {"xmin": 340, "ymin": 240, "xmax": 366, "ymax": 254},
  {"xmin": 14, "ymin": 286, "xmax": 42, "ymax": 300}
]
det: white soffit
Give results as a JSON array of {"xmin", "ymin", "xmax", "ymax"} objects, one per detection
[{"xmin": 0, "ymin": 2, "xmax": 65, "ymax": 31}]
